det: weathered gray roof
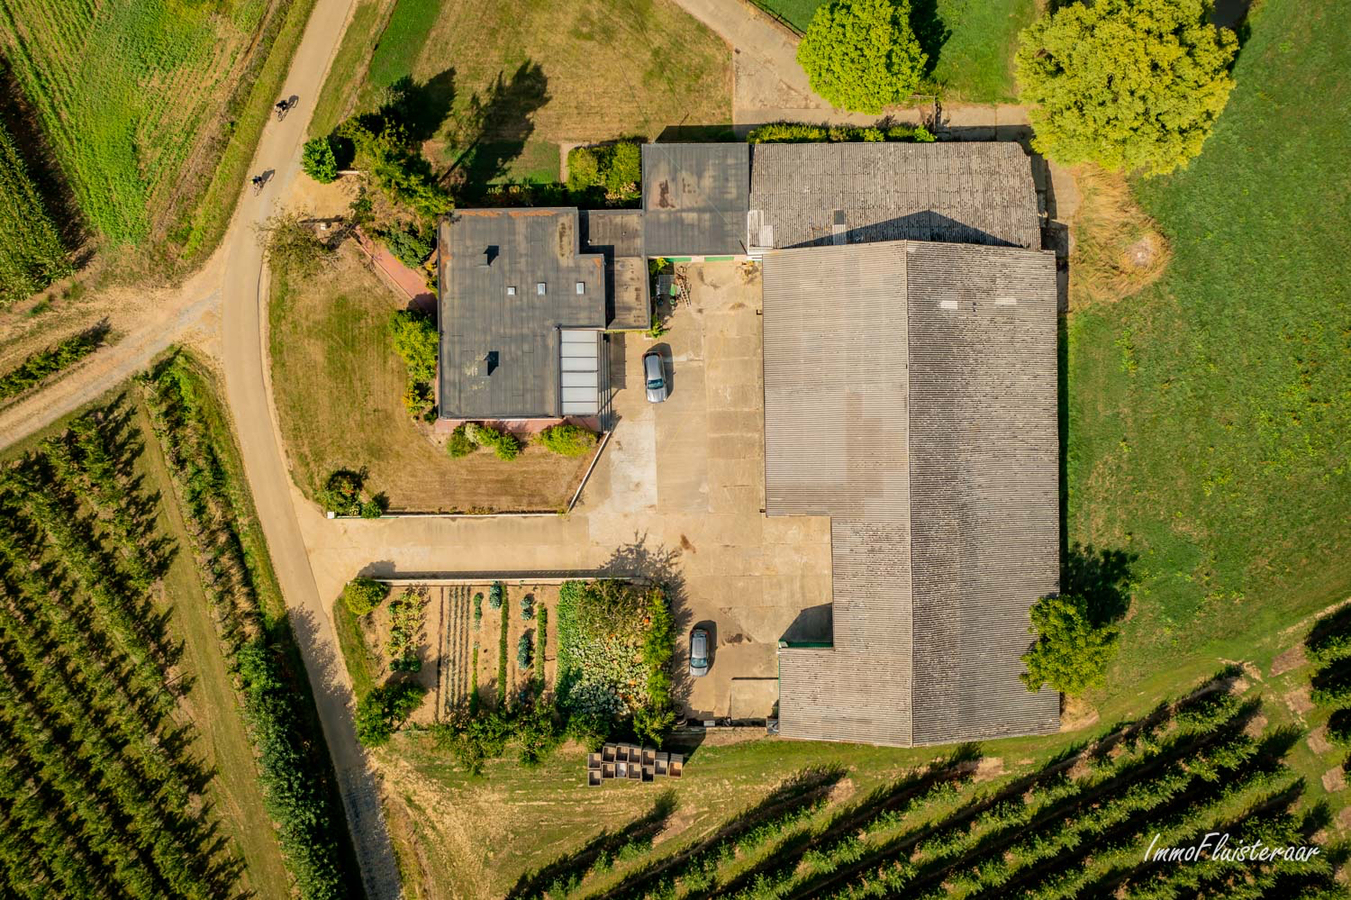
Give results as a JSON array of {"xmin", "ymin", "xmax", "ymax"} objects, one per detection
[
  {"xmin": 766, "ymin": 240, "xmax": 1060, "ymax": 746},
  {"xmin": 438, "ymin": 209, "xmax": 606, "ymax": 419},
  {"xmin": 642, "ymin": 143, "xmax": 749, "ymax": 257},
  {"xmin": 748, "ymin": 143, "xmax": 1041, "ymax": 252},
  {"xmin": 580, "ymin": 210, "xmax": 650, "ymax": 330}
]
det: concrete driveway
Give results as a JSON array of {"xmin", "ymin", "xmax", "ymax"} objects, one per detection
[{"xmin": 582, "ymin": 260, "xmax": 833, "ymax": 720}]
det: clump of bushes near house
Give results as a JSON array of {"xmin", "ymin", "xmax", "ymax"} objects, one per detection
[
  {"xmin": 566, "ymin": 141, "xmax": 643, "ymax": 204},
  {"xmin": 356, "ymin": 681, "xmax": 427, "ymax": 747},
  {"xmin": 465, "ymin": 422, "xmax": 522, "ymax": 460},
  {"xmin": 389, "ymin": 309, "xmax": 438, "ymax": 421},
  {"xmin": 375, "ymin": 221, "xmax": 434, "ymax": 272},
  {"xmin": 344, "ymin": 576, "xmax": 389, "ymax": 616},
  {"xmin": 446, "ymin": 424, "xmax": 477, "ymax": 458},
  {"xmin": 537, "ymin": 423, "xmax": 599, "ymax": 457},
  {"xmin": 317, "ymin": 469, "xmax": 386, "ymax": 517},
  {"xmin": 746, "ymin": 122, "xmax": 935, "ymax": 144}
]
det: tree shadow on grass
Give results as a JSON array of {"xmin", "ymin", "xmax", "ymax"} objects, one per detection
[
  {"xmin": 445, "ymin": 61, "xmax": 550, "ymax": 202},
  {"xmin": 505, "ymin": 789, "xmax": 677, "ymax": 900},
  {"xmin": 1063, "ymin": 542, "xmax": 1137, "ymax": 627},
  {"xmin": 910, "ymin": 0, "xmax": 951, "ymax": 79}
]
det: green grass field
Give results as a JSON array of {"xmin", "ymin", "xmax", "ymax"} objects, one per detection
[
  {"xmin": 755, "ymin": 0, "xmax": 1035, "ymax": 102},
  {"xmin": 1067, "ymin": 0, "xmax": 1351, "ymax": 688},
  {"xmin": 0, "ymin": 0, "xmax": 315, "ymax": 262}
]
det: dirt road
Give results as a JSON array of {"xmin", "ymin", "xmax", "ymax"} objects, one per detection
[{"xmin": 216, "ymin": 2, "xmax": 403, "ymax": 898}]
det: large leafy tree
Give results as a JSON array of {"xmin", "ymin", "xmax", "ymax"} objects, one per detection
[
  {"xmin": 797, "ymin": 0, "xmax": 927, "ymax": 114},
  {"xmin": 1021, "ymin": 594, "xmax": 1121, "ymax": 696},
  {"xmin": 1016, "ymin": 0, "xmax": 1237, "ymax": 176}
]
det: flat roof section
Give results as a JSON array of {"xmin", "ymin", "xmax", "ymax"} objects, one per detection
[
  {"xmin": 580, "ymin": 209, "xmax": 650, "ymax": 330},
  {"xmin": 438, "ymin": 209, "xmax": 606, "ymax": 419},
  {"xmin": 764, "ymin": 239, "xmax": 1061, "ymax": 747},
  {"xmin": 642, "ymin": 143, "xmax": 750, "ymax": 257},
  {"xmin": 748, "ymin": 143, "xmax": 1042, "ymax": 253}
]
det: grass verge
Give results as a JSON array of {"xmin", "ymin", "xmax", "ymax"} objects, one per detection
[{"xmin": 335, "ymin": 597, "xmax": 380, "ymax": 702}]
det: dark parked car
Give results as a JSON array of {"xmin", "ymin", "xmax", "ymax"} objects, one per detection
[
  {"xmin": 643, "ymin": 349, "xmax": 668, "ymax": 403},
  {"xmin": 689, "ymin": 628, "xmax": 710, "ymax": 677}
]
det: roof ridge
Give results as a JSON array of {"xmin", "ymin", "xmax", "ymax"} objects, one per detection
[{"xmin": 903, "ymin": 240, "xmax": 916, "ymax": 747}]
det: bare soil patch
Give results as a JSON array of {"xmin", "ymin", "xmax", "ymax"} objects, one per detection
[{"xmin": 1272, "ymin": 644, "xmax": 1308, "ymax": 676}]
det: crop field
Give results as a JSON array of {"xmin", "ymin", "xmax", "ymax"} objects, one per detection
[
  {"xmin": 754, "ymin": 0, "xmax": 1035, "ymax": 102},
  {"xmin": 0, "ymin": 354, "xmax": 360, "ymax": 897},
  {"xmin": 0, "ymin": 117, "xmax": 68, "ymax": 305},
  {"xmin": 1066, "ymin": 0, "xmax": 1351, "ymax": 700},
  {"xmin": 311, "ymin": 0, "xmax": 730, "ymax": 188},
  {"xmin": 0, "ymin": 392, "xmax": 292, "ymax": 896},
  {"xmin": 0, "ymin": 0, "xmax": 311, "ymax": 258}
]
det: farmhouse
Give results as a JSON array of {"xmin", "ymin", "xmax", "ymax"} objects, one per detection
[{"xmin": 436, "ymin": 141, "xmax": 1059, "ymax": 746}]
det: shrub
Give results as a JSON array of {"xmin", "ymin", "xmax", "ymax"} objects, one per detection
[
  {"xmin": 537, "ymin": 424, "xmax": 598, "ymax": 457},
  {"xmin": 1015, "ymin": 0, "xmax": 1237, "ymax": 176},
  {"xmin": 517, "ymin": 632, "xmax": 534, "ymax": 669},
  {"xmin": 465, "ymin": 422, "xmax": 522, "ymax": 461},
  {"xmin": 386, "ymin": 587, "xmax": 426, "ymax": 673},
  {"xmin": 521, "ymin": 593, "xmax": 535, "ymax": 621},
  {"xmin": 337, "ymin": 116, "xmax": 452, "ymax": 221},
  {"xmin": 1020, "ymin": 594, "xmax": 1120, "ymax": 696},
  {"xmin": 301, "ymin": 136, "xmax": 339, "ymax": 183},
  {"xmin": 1327, "ymin": 709, "xmax": 1351, "ymax": 748},
  {"xmin": 389, "ymin": 310, "xmax": 437, "ymax": 383},
  {"xmin": 360, "ymin": 499, "xmax": 383, "ymax": 519},
  {"xmin": 343, "ymin": 577, "xmax": 388, "ymax": 616},
  {"xmin": 746, "ymin": 122, "xmax": 934, "ymax": 144},
  {"xmin": 447, "ymin": 424, "xmax": 477, "ymax": 458},
  {"xmin": 797, "ymin": 0, "xmax": 926, "ymax": 114},
  {"xmin": 317, "ymin": 469, "xmax": 365, "ymax": 515},
  {"xmin": 376, "ymin": 222, "xmax": 434, "ymax": 270},
  {"xmin": 474, "ymin": 592, "xmax": 483, "ymax": 627},
  {"xmin": 488, "ymin": 581, "xmax": 505, "ymax": 610},
  {"xmin": 356, "ymin": 681, "xmax": 426, "ymax": 747}
]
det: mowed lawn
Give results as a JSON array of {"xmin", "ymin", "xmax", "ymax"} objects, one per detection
[
  {"xmin": 756, "ymin": 0, "xmax": 1035, "ymax": 102},
  {"xmin": 268, "ymin": 248, "xmax": 594, "ymax": 512},
  {"xmin": 0, "ymin": 0, "xmax": 313, "ymax": 257},
  {"xmin": 313, "ymin": 0, "xmax": 731, "ymax": 181},
  {"xmin": 1068, "ymin": 0, "xmax": 1351, "ymax": 700}
]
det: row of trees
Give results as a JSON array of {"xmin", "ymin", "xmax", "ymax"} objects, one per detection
[
  {"xmin": 0, "ymin": 324, "xmax": 108, "ymax": 403},
  {"xmin": 549, "ymin": 677, "xmax": 1330, "ymax": 900},
  {"xmin": 140, "ymin": 353, "xmax": 352, "ymax": 899},
  {"xmin": 0, "ymin": 400, "xmax": 236, "ymax": 898},
  {"xmin": 798, "ymin": 0, "xmax": 1237, "ymax": 175}
]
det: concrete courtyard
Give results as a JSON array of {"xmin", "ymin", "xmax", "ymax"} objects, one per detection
[{"xmin": 580, "ymin": 260, "xmax": 833, "ymax": 720}]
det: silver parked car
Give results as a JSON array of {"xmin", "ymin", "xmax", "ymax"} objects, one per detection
[
  {"xmin": 689, "ymin": 628, "xmax": 710, "ymax": 677},
  {"xmin": 643, "ymin": 349, "xmax": 668, "ymax": 403}
]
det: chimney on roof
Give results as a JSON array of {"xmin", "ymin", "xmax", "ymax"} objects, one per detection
[
  {"xmin": 479, "ymin": 351, "xmax": 498, "ymax": 376},
  {"xmin": 481, "ymin": 246, "xmax": 498, "ymax": 267}
]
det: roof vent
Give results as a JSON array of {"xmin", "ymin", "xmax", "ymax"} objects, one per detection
[
  {"xmin": 575, "ymin": 281, "xmax": 586, "ymax": 295},
  {"xmin": 537, "ymin": 282, "xmax": 547, "ymax": 296},
  {"xmin": 506, "ymin": 285, "xmax": 517, "ymax": 297}
]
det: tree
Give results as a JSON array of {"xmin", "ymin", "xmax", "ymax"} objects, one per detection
[
  {"xmin": 257, "ymin": 210, "xmax": 333, "ymax": 276},
  {"xmin": 355, "ymin": 682, "xmax": 426, "ymax": 747},
  {"xmin": 343, "ymin": 577, "xmax": 388, "ymax": 616},
  {"xmin": 1020, "ymin": 594, "xmax": 1120, "ymax": 696},
  {"xmin": 389, "ymin": 310, "xmax": 438, "ymax": 383},
  {"xmin": 1015, "ymin": 0, "xmax": 1237, "ymax": 176},
  {"xmin": 302, "ymin": 136, "xmax": 339, "ymax": 184},
  {"xmin": 797, "ymin": 0, "xmax": 926, "ymax": 114}
]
